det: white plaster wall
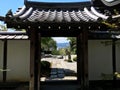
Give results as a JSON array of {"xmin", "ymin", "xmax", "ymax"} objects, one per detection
[
  {"xmin": 0, "ymin": 41, "xmax": 3, "ymax": 81},
  {"xmin": 88, "ymin": 40, "xmax": 112, "ymax": 80},
  {"xmin": 116, "ymin": 40, "xmax": 120, "ymax": 74},
  {"xmin": 7, "ymin": 40, "xmax": 30, "ymax": 82}
]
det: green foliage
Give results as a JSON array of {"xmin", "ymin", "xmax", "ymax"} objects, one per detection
[
  {"xmin": 0, "ymin": 24, "xmax": 7, "ymax": 31},
  {"xmin": 59, "ymin": 48, "xmax": 66, "ymax": 55},
  {"xmin": 52, "ymin": 48, "xmax": 68, "ymax": 55},
  {"xmin": 51, "ymin": 50, "xmax": 60, "ymax": 55},
  {"xmin": 115, "ymin": 72, "xmax": 120, "ymax": 78},
  {"xmin": 101, "ymin": 9, "xmax": 120, "ymax": 29},
  {"xmin": 67, "ymin": 59, "xmax": 73, "ymax": 62},
  {"xmin": 41, "ymin": 37, "xmax": 57, "ymax": 52},
  {"xmin": 67, "ymin": 37, "xmax": 76, "ymax": 54},
  {"xmin": 64, "ymin": 59, "xmax": 73, "ymax": 62},
  {"xmin": 73, "ymin": 56, "xmax": 77, "ymax": 62},
  {"xmin": 41, "ymin": 61, "xmax": 51, "ymax": 77}
]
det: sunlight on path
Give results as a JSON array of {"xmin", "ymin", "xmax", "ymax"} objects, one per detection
[{"xmin": 41, "ymin": 57, "xmax": 77, "ymax": 81}]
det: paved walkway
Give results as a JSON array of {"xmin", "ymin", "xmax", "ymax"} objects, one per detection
[{"xmin": 41, "ymin": 56, "xmax": 77, "ymax": 81}]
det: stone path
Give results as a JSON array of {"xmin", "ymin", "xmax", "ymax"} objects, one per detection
[
  {"xmin": 50, "ymin": 60, "xmax": 65, "ymax": 78},
  {"xmin": 46, "ymin": 59, "xmax": 65, "ymax": 80},
  {"xmin": 41, "ymin": 57, "xmax": 77, "ymax": 81}
]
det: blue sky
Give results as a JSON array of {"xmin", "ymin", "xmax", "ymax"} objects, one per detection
[
  {"xmin": 0, "ymin": 0, "xmax": 90, "ymax": 16},
  {"xmin": 0, "ymin": 0, "xmax": 24, "ymax": 16},
  {"xmin": 28, "ymin": 0, "xmax": 90, "ymax": 3},
  {"xmin": 52, "ymin": 37, "xmax": 70, "ymax": 43},
  {"xmin": 0, "ymin": 0, "xmax": 89, "ymax": 43}
]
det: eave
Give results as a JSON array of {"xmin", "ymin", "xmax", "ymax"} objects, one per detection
[{"xmin": 25, "ymin": 1, "xmax": 91, "ymax": 9}]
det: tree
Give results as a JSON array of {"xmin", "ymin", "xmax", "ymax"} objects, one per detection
[
  {"xmin": 41, "ymin": 37, "xmax": 57, "ymax": 52},
  {"xmin": 0, "ymin": 24, "xmax": 7, "ymax": 31},
  {"xmin": 65, "ymin": 49, "xmax": 71, "ymax": 60},
  {"xmin": 67, "ymin": 37, "xmax": 76, "ymax": 54}
]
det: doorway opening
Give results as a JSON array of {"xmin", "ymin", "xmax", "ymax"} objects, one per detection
[{"xmin": 40, "ymin": 37, "xmax": 77, "ymax": 82}]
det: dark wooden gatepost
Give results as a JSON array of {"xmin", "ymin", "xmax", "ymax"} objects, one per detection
[
  {"xmin": 77, "ymin": 30, "xmax": 89, "ymax": 89},
  {"xmin": 29, "ymin": 28, "xmax": 41, "ymax": 90},
  {"xmin": 3, "ymin": 40, "xmax": 7, "ymax": 82},
  {"xmin": 112, "ymin": 39, "xmax": 117, "ymax": 88}
]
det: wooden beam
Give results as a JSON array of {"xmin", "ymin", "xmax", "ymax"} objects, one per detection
[
  {"xmin": 26, "ymin": 1, "xmax": 91, "ymax": 9},
  {"xmin": 77, "ymin": 30, "xmax": 89, "ymax": 89},
  {"xmin": 3, "ymin": 40, "xmax": 7, "ymax": 82},
  {"xmin": 29, "ymin": 29, "xmax": 40, "ymax": 90}
]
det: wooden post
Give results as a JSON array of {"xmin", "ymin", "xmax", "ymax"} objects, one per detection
[
  {"xmin": 29, "ymin": 28, "xmax": 41, "ymax": 90},
  {"xmin": 3, "ymin": 40, "xmax": 7, "ymax": 82},
  {"xmin": 112, "ymin": 39, "xmax": 116, "ymax": 80},
  {"xmin": 77, "ymin": 34, "xmax": 82, "ymax": 85},
  {"xmin": 112, "ymin": 39, "xmax": 116, "ymax": 88},
  {"xmin": 83, "ymin": 30, "xmax": 89, "ymax": 89},
  {"xmin": 37, "ymin": 33, "xmax": 41, "ymax": 90},
  {"xmin": 77, "ymin": 30, "xmax": 89, "ymax": 89}
]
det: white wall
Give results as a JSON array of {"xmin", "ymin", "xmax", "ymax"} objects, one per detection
[
  {"xmin": 0, "ymin": 41, "xmax": 3, "ymax": 81},
  {"xmin": 88, "ymin": 40, "xmax": 113, "ymax": 80},
  {"xmin": 7, "ymin": 40, "xmax": 30, "ymax": 82},
  {"xmin": 0, "ymin": 39, "xmax": 120, "ymax": 81}
]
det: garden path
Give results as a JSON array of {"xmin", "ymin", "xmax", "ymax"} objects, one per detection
[{"xmin": 41, "ymin": 56, "xmax": 77, "ymax": 81}]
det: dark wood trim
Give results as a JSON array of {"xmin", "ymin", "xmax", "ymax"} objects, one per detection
[
  {"xmin": 82, "ymin": 30, "xmax": 89, "ymax": 88},
  {"xmin": 29, "ymin": 29, "xmax": 40, "ymax": 90},
  {"xmin": 112, "ymin": 39, "xmax": 117, "ymax": 87},
  {"xmin": 29, "ymin": 29, "xmax": 35, "ymax": 90},
  {"xmin": 3, "ymin": 40, "xmax": 7, "ymax": 82},
  {"xmin": 0, "ymin": 16, "xmax": 5, "ymax": 21},
  {"xmin": 77, "ymin": 34, "xmax": 82, "ymax": 85},
  {"xmin": 112, "ymin": 39, "xmax": 116, "ymax": 80},
  {"xmin": 24, "ymin": 0, "xmax": 27, "ymax": 4},
  {"xmin": 6, "ymin": 21, "xmax": 106, "ymax": 30},
  {"xmin": 77, "ymin": 30, "xmax": 89, "ymax": 89},
  {"xmin": 37, "ymin": 33, "xmax": 41, "ymax": 90},
  {"xmin": 25, "ymin": 1, "xmax": 91, "ymax": 9}
]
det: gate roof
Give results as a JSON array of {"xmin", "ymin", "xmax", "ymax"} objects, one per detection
[{"xmin": 0, "ymin": 1, "xmax": 120, "ymax": 32}]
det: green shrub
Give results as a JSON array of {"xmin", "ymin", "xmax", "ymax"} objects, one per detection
[
  {"xmin": 73, "ymin": 57, "xmax": 77, "ymax": 62},
  {"xmin": 51, "ymin": 50, "xmax": 60, "ymax": 55},
  {"xmin": 41, "ymin": 61, "xmax": 51, "ymax": 77},
  {"xmin": 64, "ymin": 59, "xmax": 73, "ymax": 62},
  {"xmin": 67, "ymin": 59, "xmax": 73, "ymax": 62}
]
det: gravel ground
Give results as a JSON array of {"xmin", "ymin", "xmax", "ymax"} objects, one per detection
[{"xmin": 41, "ymin": 55, "xmax": 77, "ymax": 81}]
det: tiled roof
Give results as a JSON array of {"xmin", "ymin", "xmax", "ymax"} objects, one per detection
[
  {"xmin": 7, "ymin": 5, "xmax": 114, "ymax": 23},
  {"xmin": 3, "ymin": 2, "xmax": 120, "ymax": 30},
  {"xmin": 0, "ymin": 32, "xmax": 28, "ymax": 40},
  {"xmin": 0, "ymin": 35, "xmax": 28, "ymax": 40}
]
